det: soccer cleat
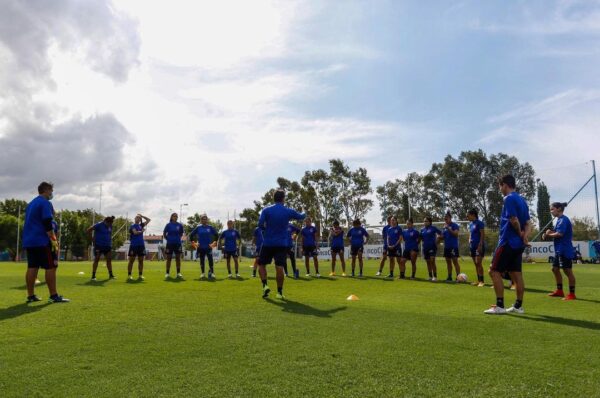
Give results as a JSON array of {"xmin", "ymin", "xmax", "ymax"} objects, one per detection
[
  {"xmin": 26, "ymin": 295, "xmax": 42, "ymax": 303},
  {"xmin": 548, "ymin": 289, "xmax": 565, "ymax": 297},
  {"xmin": 91, "ymin": 277, "xmax": 97, "ymax": 282},
  {"xmin": 329, "ymin": 272, "xmax": 336, "ymax": 277},
  {"xmin": 375, "ymin": 271, "xmax": 382, "ymax": 276},
  {"xmin": 445, "ymin": 277, "xmax": 453, "ymax": 282},
  {"xmin": 563, "ymin": 293, "xmax": 576, "ymax": 301},
  {"xmin": 294, "ymin": 270, "xmax": 299, "ymax": 279},
  {"xmin": 164, "ymin": 274, "xmax": 170, "ymax": 279},
  {"xmin": 200, "ymin": 273, "xmax": 205, "ymax": 279},
  {"xmin": 176, "ymin": 273, "xmax": 183, "ymax": 279},
  {"xmin": 305, "ymin": 274, "xmax": 311, "ymax": 278},
  {"xmin": 507, "ymin": 306, "xmax": 524, "ymax": 314},
  {"xmin": 484, "ymin": 305, "xmax": 507, "ymax": 315},
  {"xmin": 236, "ymin": 273, "xmax": 241, "ymax": 278},
  {"xmin": 228, "ymin": 274, "xmax": 233, "ymax": 279},
  {"xmin": 48, "ymin": 295, "xmax": 70, "ymax": 303},
  {"xmin": 251, "ymin": 273, "xmax": 257, "ymax": 278},
  {"xmin": 359, "ymin": 273, "xmax": 363, "ymax": 277},
  {"xmin": 341, "ymin": 272, "xmax": 347, "ymax": 277},
  {"xmin": 276, "ymin": 293, "xmax": 286, "ymax": 300},
  {"xmin": 477, "ymin": 282, "xmax": 485, "ymax": 287},
  {"xmin": 431, "ymin": 277, "xmax": 437, "ymax": 282},
  {"xmin": 386, "ymin": 274, "xmax": 394, "ymax": 278},
  {"xmin": 351, "ymin": 272, "xmax": 355, "ymax": 277},
  {"xmin": 110, "ymin": 275, "xmax": 117, "ymax": 280},
  {"xmin": 128, "ymin": 275, "xmax": 133, "ymax": 281},
  {"xmin": 315, "ymin": 273, "xmax": 321, "ymax": 278},
  {"xmin": 262, "ymin": 285, "xmax": 271, "ymax": 298},
  {"xmin": 138, "ymin": 275, "xmax": 145, "ymax": 281},
  {"xmin": 208, "ymin": 272, "xmax": 215, "ymax": 279},
  {"xmin": 35, "ymin": 279, "xmax": 42, "ymax": 285}
]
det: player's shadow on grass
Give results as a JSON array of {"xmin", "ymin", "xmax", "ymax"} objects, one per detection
[
  {"xmin": 78, "ymin": 279, "xmax": 110, "ymax": 287},
  {"xmin": 0, "ymin": 302, "xmax": 51, "ymax": 322},
  {"xmin": 266, "ymin": 298, "xmax": 347, "ymax": 318},
  {"xmin": 516, "ymin": 314, "xmax": 600, "ymax": 331},
  {"xmin": 11, "ymin": 281, "xmax": 47, "ymax": 290}
]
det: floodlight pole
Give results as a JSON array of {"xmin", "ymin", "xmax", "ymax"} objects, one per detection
[
  {"xmin": 16, "ymin": 205, "xmax": 21, "ymax": 261},
  {"xmin": 592, "ymin": 160, "xmax": 600, "ymax": 238}
]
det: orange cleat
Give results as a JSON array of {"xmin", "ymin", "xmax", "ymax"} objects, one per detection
[
  {"xmin": 548, "ymin": 290, "xmax": 565, "ymax": 297},
  {"xmin": 562, "ymin": 293, "xmax": 576, "ymax": 301}
]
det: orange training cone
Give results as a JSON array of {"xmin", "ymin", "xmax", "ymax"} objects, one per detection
[{"xmin": 346, "ymin": 294, "xmax": 359, "ymax": 301}]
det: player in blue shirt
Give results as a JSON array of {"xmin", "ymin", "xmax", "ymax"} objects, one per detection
[
  {"xmin": 329, "ymin": 220, "xmax": 346, "ymax": 276},
  {"xmin": 127, "ymin": 214, "xmax": 151, "ymax": 281},
  {"xmin": 22, "ymin": 182, "xmax": 69, "ymax": 303},
  {"xmin": 189, "ymin": 215, "xmax": 219, "ymax": 279},
  {"xmin": 400, "ymin": 218, "xmax": 420, "ymax": 279},
  {"xmin": 385, "ymin": 216, "xmax": 403, "ymax": 278},
  {"xmin": 219, "ymin": 220, "xmax": 242, "ymax": 278},
  {"xmin": 442, "ymin": 212, "xmax": 461, "ymax": 282},
  {"xmin": 376, "ymin": 216, "xmax": 393, "ymax": 276},
  {"xmin": 485, "ymin": 175, "xmax": 532, "ymax": 315},
  {"xmin": 163, "ymin": 213, "xmax": 185, "ymax": 279},
  {"xmin": 421, "ymin": 216, "xmax": 442, "ymax": 281},
  {"xmin": 87, "ymin": 215, "xmax": 116, "ymax": 281},
  {"xmin": 543, "ymin": 202, "xmax": 576, "ymax": 300},
  {"xmin": 301, "ymin": 217, "xmax": 320, "ymax": 277},
  {"xmin": 257, "ymin": 190, "xmax": 306, "ymax": 299},
  {"xmin": 346, "ymin": 219, "xmax": 369, "ymax": 277},
  {"xmin": 284, "ymin": 223, "xmax": 301, "ymax": 278},
  {"xmin": 251, "ymin": 226, "xmax": 264, "ymax": 278},
  {"xmin": 467, "ymin": 209, "xmax": 486, "ymax": 287}
]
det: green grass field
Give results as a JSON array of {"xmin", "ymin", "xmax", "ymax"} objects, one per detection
[{"xmin": 1, "ymin": 257, "xmax": 599, "ymax": 397}]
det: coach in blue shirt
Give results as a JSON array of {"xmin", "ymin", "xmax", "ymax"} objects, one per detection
[
  {"xmin": 257, "ymin": 189, "xmax": 305, "ymax": 299},
  {"xmin": 23, "ymin": 182, "xmax": 69, "ymax": 303}
]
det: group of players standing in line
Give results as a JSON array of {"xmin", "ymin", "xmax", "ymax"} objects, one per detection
[{"xmin": 21, "ymin": 174, "xmax": 578, "ymax": 313}]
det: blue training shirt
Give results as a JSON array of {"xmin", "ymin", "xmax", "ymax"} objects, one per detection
[
  {"xmin": 554, "ymin": 215, "xmax": 574, "ymax": 258},
  {"xmin": 163, "ymin": 221, "xmax": 184, "ymax": 245},
  {"xmin": 190, "ymin": 224, "xmax": 218, "ymax": 249},
  {"xmin": 469, "ymin": 219, "xmax": 485, "ymax": 249},
  {"xmin": 258, "ymin": 203, "xmax": 306, "ymax": 247},
  {"xmin": 442, "ymin": 222, "xmax": 460, "ymax": 249},
  {"xmin": 220, "ymin": 229, "xmax": 241, "ymax": 251},
  {"xmin": 129, "ymin": 223, "xmax": 146, "ymax": 247},
  {"xmin": 301, "ymin": 225, "xmax": 317, "ymax": 247},
  {"xmin": 420, "ymin": 226, "xmax": 441, "ymax": 249},
  {"xmin": 93, "ymin": 222, "xmax": 112, "ymax": 247},
  {"xmin": 286, "ymin": 224, "xmax": 301, "ymax": 248},
  {"xmin": 387, "ymin": 225, "xmax": 403, "ymax": 247},
  {"xmin": 347, "ymin": 227, "xmax": 369, "ymax": 246},
  {"xmin": 254, "ymin": 227, "xmax": 264, "ymax": 250},
  {"xmin": 382, "ymin": 224, "xmax": 390, "ymax": 249},
  {"xmin": 22, "ymin": 195, "xmax": 54, "ymax": 248},
  {"xmin": 498, "ymin": 192, "xmax": 530, "ymax": 250},
  {"xmin": 330, "ymin": 227, "xmax": 344, "ymax": 249},
  {"xmin": 403, "ymin": 228, "xmax": 420, "ymax": 251}
]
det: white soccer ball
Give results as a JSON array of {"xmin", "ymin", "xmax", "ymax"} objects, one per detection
[{"xmin": 457, "ymin": 273, "xmax": 468, "ymax": 283}]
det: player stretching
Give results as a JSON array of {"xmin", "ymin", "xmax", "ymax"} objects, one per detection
[
  {"xmin": 376, "ymin": 216, "xmax": 392, "ymax": 276},
  {"xmin": 23, "ymin": 182, "xmax": 69, "ymax": 303},
  {"xmin": 127, "ymin": 214, "xmax": 151, "ymax": 280},
  {"xmin": 251, "ymin": 226, "xmax": 264, "ymax": 277},
  {"xmin": 87, "ymin": 216, "xmax": 116, "ymax": 281},
  {"xmin": 329, "ymin": 220, "xmax": 346, "ymax": 276},
  {"xmin": 189, "ymin": 215, "xmax": 219, "ymax": 279},
  {"xmin": 301, "ymin": 217, "xmax": 320, "ymax": 277},
  {"xmin": 257, "ymin": 190, "xmax": 305, "ymax": 299},
  {"xmin": 442, "ymin": 212, "xmax": 461, "ymax": 282},
  {"xmin": 484, "ymin": 175, "xmax": 531, "ymax": 315},
  {"xmin": 285, "ymin": 223, "xmax": 301, "ymax": 278},
  {"xmin": 347, "ymin": 219, "xmax": 369, "ymax": 277},
  {"xmin": 543, "ymin": 202, "xmax": 576, "ymax": 300},
  {"xmin": 163, "ymin": 213, "xmax": 185, "ymax": 279},
  {"xmin": 220, "ymin": 220, "xmax": 242, "ymax": 278},
  {"xmin": 385, "ymin": 217, "xmax": 403, "ymax": 278},
  {"xmin": 401, "ymin": 218, "xmax": 420, "ymax": 279},
  {"xmin": 467, "ymin": 209, "xmax": 485, "ymax": 287},
  {"xmin": 421, "ymin": 217, "xmax": 442, "ymax": 281}
]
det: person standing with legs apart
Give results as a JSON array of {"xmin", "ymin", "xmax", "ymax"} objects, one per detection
[
  {"xmin": 301, "ymin": 217, "xmax": 320, "ymax": 278},
  {"xmin": 127, "ymin": 214, "xmax": 150, "ymax": 281},
  {"xmin": 543, "ymin": 202, "xmax": 576, "ymax": 301},
  {"xmin": 401, "ymin": 218, "xmax": 420, "ymax": 279},
  {"xmin": 467, "ymin": 209, "xmax": 486, "ymax": 287},
  {"xmin": 347, "ymin": 219, "xmax": 369, "ymax": 277},
  {"xmin": 219, "ymin": 220, "xmax": 242, "ymax": 278},
  {"xmin": 163, "ymin": 213, "xmax": 185, "ymax": 279},
  {"xmin": 329, "ymin": 220, "xmax": 346, "ymax": 277},
  {"xmin": 376, "ymin": 216, "xmax": 392, "ymax": 276},
  {"xmin": 257, "ymin": 190, "xmax": 305, "ymax": 299},
  {"xmin": 442, "ymin": 212, "xmax": 461, "ymax": 282},
  {"xmin": 87, "ymin": 216, "xmax": 116, "ymax": 281},
  {"xmin": 484, "ymin": 175, "xmax": 531, "ymax": 315},
  {"xmin": 23, "ymin": 182, "xmax": 69, "ymax": 303},
  {"xmin": 421, "ymin": 217, "xmax": 442, "ymax": 282},
  {"xmin": 189, "ymin": 215, "xmax": 218, "ymax": 279},
  {"xmin": 385, "ymin": 217, "xmax": 403, "ymax": 279}
]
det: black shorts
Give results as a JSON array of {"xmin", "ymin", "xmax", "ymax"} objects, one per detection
[
  {"xmin": 552, "ymin": 255, "xmax": 573, "ymax": 269},
  {"xmin": 331, "ymin": 247, "xmax": 344, "ymax": 255},
  {"xmin": 444, "ymin": 247, "xmax": 459, "ymax": 258},
  {"xmin": 259, "ymin": 246, "xmax": 288, "ymax": 267},
  {"xmin": 94, "ymin": 245, "xmax": 112, "ymax": 258},
  {"xmin": 196, "ymin": 247, "xmax": 213, "ymax": 256},
  {"xmin": 224, "ymin": 250, "xmax": 239, "ymax": 259},
  {"xmin": 470, "ymin": 244, "xmax": 486, "ymax": 258},
  {"xmin": 387, "ymin": 247, "xmax": 401, "ymax": 257},
  {"xmin": 165, "ymin": 243, "xmax": 182, "ymax": 255},
  {"xmin": 423, "ymin": 246, "xmax": 437, "ymax": 260},
  {"xmin": 491, "ymin": 244, "xmax": 524, "ymax": 273},
  {"xmin": 129, "ymin": 245, "xmax": 146, "ymax": 257},
  {"xmin": 303, "ymin": 245, "xmax": 318, "ymax": 257},
  {"xmin": 26, "ymin": 246, "xmax": 58, "ymax": 269},
  {"xmin": 286, "ymin": 248, "xmax": 295, "ymax": 258},
  {"xmin": 254, "ymin": 246, "xmax": 263, "ymax": 258},
  {"xmin": 382, "ymin": 246, "xmax": 388, "ymax": 257},
  {"xmin": 350, "ymin": 245, "xmax": 364, "ymax": 256},
  {"xmin": 402, "ymin": 248, "xmax": 417, "ymax": 259}
]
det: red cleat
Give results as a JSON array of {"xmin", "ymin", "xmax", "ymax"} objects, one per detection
[
  {"xmin": 562, "ymin": 293, "xmax": 576, "ymax": 301},
  {"xmin": 548, "ymin": 290, "xmax": 565, "ymax": 297}
]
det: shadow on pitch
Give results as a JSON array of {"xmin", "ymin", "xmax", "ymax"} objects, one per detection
[
  {"xmin": 0, "ymin": 302, "xmax": 51, "ymax": 322},
  {"xmin": 515, "ymin": 314, "xmax": 600, "ymax": 331},
  {"xmin": 78, "ymin": 279, "xmax": 110, "ymax": 287},
  {"xmin": 265, "ymin": 298, "xmax": 347, "ymax": 318},
  {"xmin": 11, "ymin": 281, "xmax": 47, "ymax": 290}
]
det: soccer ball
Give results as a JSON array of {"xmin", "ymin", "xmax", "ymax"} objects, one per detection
[{"xmin": 457, "ymin": 273, "xmax": 468, "ymax": 283}]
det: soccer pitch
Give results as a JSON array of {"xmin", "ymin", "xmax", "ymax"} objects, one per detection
[{"xmin": 1, "ymin": 259, "xmax": 599, "ymax": 398}]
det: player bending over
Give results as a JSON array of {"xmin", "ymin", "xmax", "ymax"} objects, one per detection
[
  {"xmin": 543, "ymin": 202, "xmax": 576, "ymax": 301},
  {"xmin": 347, "ymin": 219, "xmax": 369, "ymax": 277}
]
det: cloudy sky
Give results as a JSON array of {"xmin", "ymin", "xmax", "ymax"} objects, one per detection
[{"xmin": 1, "ymin": 0, "xmax": 599, "ymax": 232}]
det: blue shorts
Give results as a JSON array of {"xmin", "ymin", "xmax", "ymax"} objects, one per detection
[{"xmin": 254, "ymin": 246, "xmax": 263, "ymax": 258}]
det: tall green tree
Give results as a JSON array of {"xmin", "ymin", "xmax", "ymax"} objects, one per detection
[
  {"xmin": 536, "ymin": 181, "xmax": 552, "ymax": 230},
  {"xmin": 0, "ymin": 214, "xmax": 22, "ymax": 259},
  {"xmin": 0, "ymin": 199, "xmax": 29, "ymax": 218}
]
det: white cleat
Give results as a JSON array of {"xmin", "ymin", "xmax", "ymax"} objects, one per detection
[
  {"xmin": 315, "ymin": 273, "xmax": 321, "ymax": 278},
  {"xmin": 484, "ymin": 305, "xmax": 507, "ymax": 315},
  {"xmin": 236, "ymin": 273, "xmax": 241, "ymax": 278},
  {"xmin": 506, "ymin": 306, "xmax": 524, "ymax": 314},
  {"xmin": 431, "ymin": 277, "xmax": 437, "ymax": 282},
  {"xmin": 200, "ymin": 273, "xmax": 205, "ymax": 279},
  {"xmin": 164, "ymin": 274, "xmax": 170, "ymax": 279},
  {"xmin": 128, "ymin": 275, "xmax": 133, "ymax": 281},
  {"xmin": 305, "ymin": 274, "xmax": 311, "ymax": 278},
  {"xmin": 228, "ymin": 274, "xmax": 233, "ymax": 279},
  {"xmin": 375, "ymin": 271, "xmax": 382, "ymax": 276},
  {"xmin": 138, "ymin": 275, "xmax": 145, "ymax": 280},
  {"xmin": 176, "ymin": 273, "xmax": 183, "ymax": 279}
]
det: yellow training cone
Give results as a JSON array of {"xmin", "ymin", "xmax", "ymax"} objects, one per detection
[{"xmin": 346, "ymin": 294, "xmax": 359, "ymax": 301}]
